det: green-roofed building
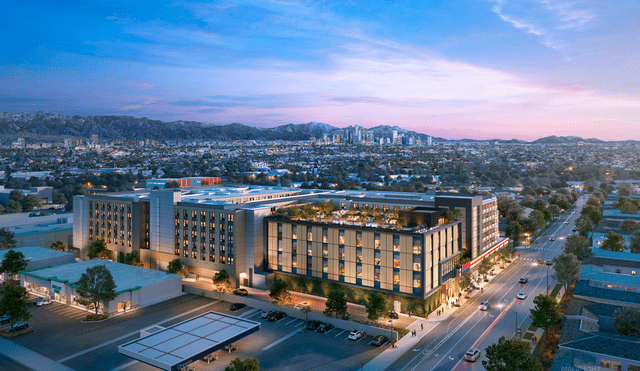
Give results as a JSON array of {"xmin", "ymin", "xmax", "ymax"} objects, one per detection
[{"xmin": 19, "ymin": 259, "xmax": 182, "ymax": 314}]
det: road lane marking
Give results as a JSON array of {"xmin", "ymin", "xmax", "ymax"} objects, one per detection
[
  {"xmin": 262, "ymin": 329, "xmax": 300, "ymax": 351},
  {"xmin": 285, "ymin": 318, "xmax": 299, "ymax": 325},
  {"xmin": 335, "ymin": 329, "xmax": 346, "ymax": 337},
  {"xmin": 56, "ymin": 300, "xmax": 220, "ymax": 363}
]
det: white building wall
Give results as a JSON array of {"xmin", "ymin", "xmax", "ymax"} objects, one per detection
[
  {"xmin": 73, "ymin": 195, "xmax": 89, "ymax": 258},
  {"xmin": 149, "ymin": 190, "xmax": 181, "ymax": 255}
]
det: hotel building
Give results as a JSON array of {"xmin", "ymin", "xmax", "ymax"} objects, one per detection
[{"xmin": 74, "ymin": 186, "xmax": 500, "ymax": 298}]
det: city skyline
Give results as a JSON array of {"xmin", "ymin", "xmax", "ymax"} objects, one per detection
[{"xmin": 1, "ymin": 1, "xmax": 638, "ymax": 141}]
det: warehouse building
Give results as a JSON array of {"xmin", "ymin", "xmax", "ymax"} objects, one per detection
[
  {"xmin": 20, "ymin": 259, "xmax": 182, "ymax": 314},
  {"xmin": 0, "ymin": 245, "xmax": 76, "ymax": 281}
]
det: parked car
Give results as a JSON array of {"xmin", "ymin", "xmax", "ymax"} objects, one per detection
[
  {"xmin": 37, "ymin": 297, "xmax": 52, "ymax": 307},
  {"xmin": 305, "ymin": 320, "xmax": 321, "ymax": 331},
  {"xmin": 317, "ymin": 323, "xmax": 334, "ymax": 333},
  {"xmin": 463, "ymin": 349, "xmax": 481, "ymax": 362},
  {"xmin": 370, "ymin": 335, "xmax": 389, "ymax": 346},
  {"xmin": 389, "ymin": 311, "xmax": 399, "ymax": 319},
  {"xmin": 0, "ymin": 315, "xmax": 10, "ymax": 325},
  {"xmin": 545, "ymin": 260, "xmax": 553, "ymax": 266},
  {"xmin": 519, "ymin": 277, "xmax": 528, "ymax": 284},
  {"xmin": 293, "ymin": 302, "xmax": 309, "ymax": 310},
  {"xmin": 32, "ymin": 297, "xmax": 44, "ymax": 306},
  {"xmin": 229, "ymin": 303, "xmax": 247, "ymax": 311},
  {"xmin": 348, "ymin": 330, "xmax": 365, "ymax": 341},
  {"xmin": 479, "ymin": 301, "xmax": 490, "ymax": 311},
  {"xmin": 9, "ymin": 322, "xmax": 29, "ymax": 333},
  {"xmin": 233, "ymin": 288, "xmax": 248, "ymax": 297},
  {"xmin": 266, "ymin": 311, "xmax": 286, "ymax": 322},
  {"xmin": 260, "ymin": 310, "xmax": 273, "ymax": 319},
  {"xmin": 517, "ymin": 292, "xmax": 528, "ymax": 300}
]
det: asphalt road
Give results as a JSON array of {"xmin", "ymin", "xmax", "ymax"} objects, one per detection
[{"xmin": 387, "ymin": 195, "xmax": 587, "ymax": 371}]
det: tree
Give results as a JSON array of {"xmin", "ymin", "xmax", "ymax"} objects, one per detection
[
  {"xmin": 87, "ymin": 239, "xmax": 110, "ymax": 259},
  {"xmin": 527, "ymin": 209, "xmax": 546, "ymax": 231},
  {"xmin": 21, "ymin": 194, "xmax": 41, "ymax": 212},
  {"xmin": 213, "ymin": 269, "xmax": 232, "ymax": 292},
  {"xmin": 0, "ymin": 228, "xmax": 17, "ymax": 250},
  {"xmin": 5, "ymin": 200, "xmax": 22, "ymax": 213},
  {"xmin": 167, "ymin": 259, "xmax": 184, "ymax": 274},
  {"xmin": 225, "ymin": 357, "xmax": 263, "ymax": 371},
  {"xmin": 505, "ymin": 221, "xmax": 523, "ymax": 247},
  {"xmin": 365, "ymin": 291, "xmax": 388, "ymax": 320},
  {"xmin": 458, "ymin": 273, "xmax": 472, "ymax": 292},
  {"xmin": 0, "ymin": 284, "xmax": 32, "ymax": 327},
  {"xmin": 324, "ymin": 289, "xmax": 348, "ymax": 318},
  {"xmin": 619, "ymin": 219, "xmax": 640, "ymax": 232},
  {"xmin": 601, "ymin": 231, "xmax": 625, "ymax": 252},
  {"xmin": 0, "ymin": 249, "xmax": 28, "ymax": 283},
  {"xmin": 630, "ymin": 231, "xmax": 640, "ymax": 254},
  {"xmin": 497, "ymin": 195, "xmax": 522, "ymax": 222},
  {"xmin": 124, "ymin": 250, "xmax": 143, "ymax": 267},
  {"xmin": 269, "ymin": 277, "xmax": 291, "ymax": 304},
  {"xmin": 575, "ymin": 215, "xmax": 593, "ymax": 237},
  {"xmin": 548, "ymin": 204, "xmax": 561, "ymax": 218},
  {"xmin": 613, "ymin": 307, "xmax": 640, "ymax": 338},
  {"xmin": 563, "ymin": 235, "xmax": 592, "ymax": 261},
  {"xmin": 478, "ymin": 257, "xmax": 492, "ymax": 276},
  {"xmin": 530, "ymin": 294, "xmax": 562, "ymax": 340},
  {"xmin": 552, "ymin": 253, "xmax": 581, "ymax": 291},
  {"xmin": 482, "ymin": 336, "xmax": 543, "ymax": 371},
  {"xmin": 50, "ymin": 241, "xmax": 65, "ymax": 251},
  {"xmin": 76, "ymin": 264, "xmax": 117, "ymax": 315}
]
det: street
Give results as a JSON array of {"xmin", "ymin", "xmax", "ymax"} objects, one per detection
[{"xmin": 385, "ymin": 196, "xmax": 586, "ymax": 371}]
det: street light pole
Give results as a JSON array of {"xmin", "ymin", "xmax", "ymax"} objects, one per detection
[
  {"xmin": 546, "ymin": 267, "xmax": 549, "ymax": 296},
  {"xmin": 515, "ymin": 310, "xmax": 518, "ymax": 339}
]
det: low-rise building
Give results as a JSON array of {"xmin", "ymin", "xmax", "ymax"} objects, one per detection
[
  {"xmin": 0, "ymin": 245, "xmax": 75, "ymax": 281},
  {"xmin": 0, "ymin": 213, "xmax": 73, "ymax": 249}
]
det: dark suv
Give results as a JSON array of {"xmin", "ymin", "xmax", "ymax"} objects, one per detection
[
  {"xmin": 233, "ymin": 288, "xmax": 248, "ymax": 297},
  {"xmin": 305, "ymin": 320, "xmax": 321, "ymax": 331},
  {"xmin": 229, "ymin": 303, "xmax": 247, "ymax": 311},
  {"xmin": 389, "ymin": 311, "xmax": 399, "ymax": 319},
  {"xmin": 266, "ymin": 311, "xmax": 287, "ymax": 322},
  {"xmin": 9, "ymin": 322, "xmax": 29, "ymax": 332}
]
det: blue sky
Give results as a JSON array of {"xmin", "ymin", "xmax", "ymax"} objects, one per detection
[{"xmin": 1, "ymin": 0, "xmax": 638, "ymax": 140}]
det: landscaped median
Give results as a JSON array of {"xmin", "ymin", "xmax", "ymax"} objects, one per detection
[
  {"xmin": 182, "ymin": 284, "xmax": 399, "ymax": 341},
  {"xmin": 0, "ymin": 328, "xmax": 34, "ymax": 339}
]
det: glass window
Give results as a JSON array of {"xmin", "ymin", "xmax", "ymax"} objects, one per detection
[
  {"xmin": 632, "ymin": 270, "xmax": 637, "ymax": 275},
  {"xmin": 339, "ymin": 229, "xmax": 345, "ymax": 245},
  {"xmin": 307, "ymin": 241, "xmax": 312, "ymax": 255},
  {"xmin": 374, "ymin": 250, "xmax": 381, "ymax": 265},
  {"xmin": 393, "ymin": 252, "xmax": 400, "ymax": 268},
  {"xmin": 393, "ymin": 272, "xmax": 400, "ymax": 285},
  {"xmin": 307, "ymin": 226, "xmax": 312, "ymax": 241},
  {"xmin": 292, "ymin": 225, "xmax": 297, "ymax": 240},
  {"xmin": 413, "ymin": 272, "xmax": 421, "ymax": 288},
  {"xmin": 374, "ymin": 266, "xmax": 380, "ymax": 281},
  {"xmin": 413, "ymin": 255, "xmax": 421, "ymax": 271},
  {"xmin": 323, "ymin": 259, "xmax": 328, "ymax": 273},
  {"xmin": 339, "ymin": 246, "xmax": 345, "ymax": 260},
  {"xmin": 413, "ymin": 237, "xmax": 422, "ymax": 254},
  {"xmin": 339, "ymin": 261, "xmax": 345, "ymax": 275},
  {"xmin": 356, "ymin": 264, "xmax": 362, "ymax": 278},
  {"xmin": 323, "ymin": 244, "xmax": 329, "ymax": 257},
  {"xmin": 307, "ymin": 256, "xmax": 313, "ymax": 270},
  {"xmin": 356, "ymin": 231, "xmax": 362, "ymax": 247},
  {"xmin": 600, "ymin": 359, "xmax": 621, "ymax": 371},
  {"xmin": 393, "ymin": 235, "xmax": 400, "ymax": 252},
  {"xmin": 374, "ymin": 233, "xmax": 380, "ymax": 249},
  {"xmin": 278, "ymin": 239, "xmax": 283, "ymax": 251},
  {"xmin": 356, "ymin": 248, "xmax": 363, "ymax": 262},
  {"xmin": 322, "ymin": 228, "xmax": 328, "ymax": 243},
  {"xmin": 292, "ymin": 240, "xmax": 297, "ymax": 254}
]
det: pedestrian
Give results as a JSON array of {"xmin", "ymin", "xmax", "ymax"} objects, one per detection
[
  {"xmin": 481, "ymin": 287, "xmax": 484, "ymax": 293},
  {"xmin": 421, "ymin": 323, "xmax": 424, "ymax": 331}
]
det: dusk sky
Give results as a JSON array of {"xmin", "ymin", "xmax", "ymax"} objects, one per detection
[{"xmin": 1, "ymin": 1, "xmax": 638, "ymax": 141}]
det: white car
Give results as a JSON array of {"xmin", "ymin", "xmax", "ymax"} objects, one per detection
[
  {"xmin": 479, "ymin": 301, "xmax": 490, "ymax": 311},
  {"xmin": 517, "ymin": 292, "xmax": 527, "ymax": 300},
  {"xmin": 463, "ymin": 349, "xmax": 481, "ymax": 362},
  {"xmin": 37, "ymin": 297, "xmax": 52, "ymax": 307},
  {"xmin": 260, "ymin": 310, "xmax": 273, "ymax": 319},
  {"xmin": 348, "ymin": 330, "xmax": 365, "ymax": 341}
]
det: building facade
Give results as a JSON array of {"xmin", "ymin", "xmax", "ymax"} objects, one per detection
[{"xmin": 73, "ymin": 186, "xmax": 502, "ymax": 297}]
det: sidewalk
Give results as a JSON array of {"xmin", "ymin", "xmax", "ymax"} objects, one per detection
[{"xmin": 0, "ymin": 336, "xmax": 75, "ymax": 371}]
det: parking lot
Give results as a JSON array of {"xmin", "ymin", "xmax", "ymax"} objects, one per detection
[{"xmin": 5, "ymin": 293, "xmax": 388, "ymax": 371}]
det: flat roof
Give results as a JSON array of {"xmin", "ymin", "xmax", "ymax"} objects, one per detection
[
  {"xmin": 21, "ymin": 259, "xmax": 181, "ymax": 294},
  {"xmin": 0, "ymin": 245, "xmax": 74, "ymax": 262},
  {"xmin": 593, "ymin": 248, "xmax": 640, "ymax": 263},
  {"xmin": 580, "ymin": 266, "xmax": 640, "ymax": 286},
  {"xmin": 118, "ymin": 311, "xmax": 260, "ymax": 371}
]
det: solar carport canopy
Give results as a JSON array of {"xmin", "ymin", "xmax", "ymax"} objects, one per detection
[{"xmin": 118, "ymin": 311, "xmax": 260, "ymax": 371}]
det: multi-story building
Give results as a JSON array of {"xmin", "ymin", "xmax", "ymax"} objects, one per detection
[{"xmin": 74, "ymin": 186, "xmax": 501, "ymax": 299}]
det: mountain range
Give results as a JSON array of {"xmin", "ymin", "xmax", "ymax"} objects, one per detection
[{"xmin": 0, "ymin": 112, "xmax": 620, "ymax": 144}]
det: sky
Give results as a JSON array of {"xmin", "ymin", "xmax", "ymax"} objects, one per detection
[{"xmin": 0, "ymin": 0, "xmax": 638, "ymax": 141}]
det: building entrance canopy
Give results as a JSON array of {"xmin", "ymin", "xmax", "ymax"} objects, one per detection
[{"xmin": 118, "ymin": 311, "xmax": 260, "ymax": 371}]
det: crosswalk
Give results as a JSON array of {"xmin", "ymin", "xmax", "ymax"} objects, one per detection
[
  {"xmin": 523, "ymin": 247, "xmax": 562, "ymax": 252},
  {"xmin": 40, "ymin": 303, "xmax": 88, "ymax": 320}
]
